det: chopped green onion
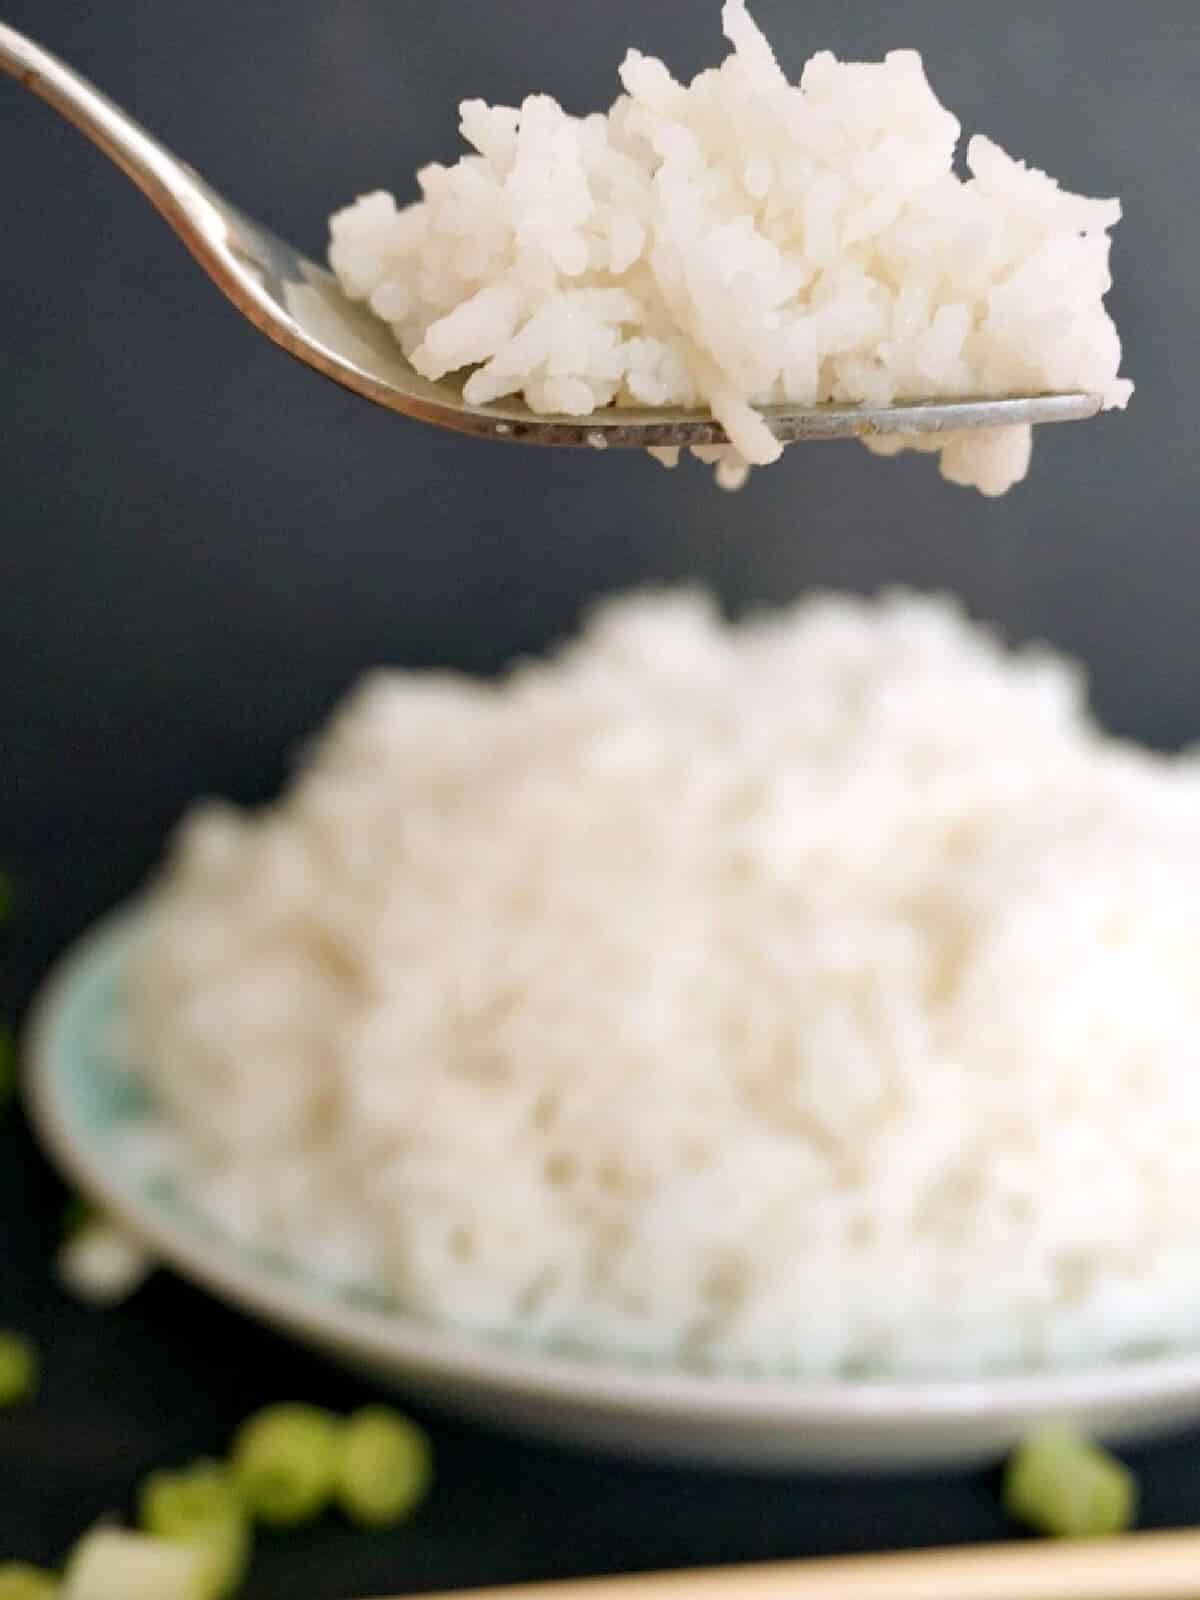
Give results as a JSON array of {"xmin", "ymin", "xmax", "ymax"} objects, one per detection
[
  {"xmin": 1004, "ymin": 1425, "xmax": 1137, "ymax": 1538},
  {"xmin": 62, "ymin": 1529, "xmax": 208, "ymax": 1600},
  {"xmin": 138, "ymin": 1462, "xmax": 250, "ymax": 1600},
  {"xmin": 0, "ymin": 1563, "xmax": 58, "ymax": 1599},
  {"xmin": 336, "ymin": 1406, "xmax": 433, "ymax": 1528},
  {"xmin": 0, "ymin": 1027, "xmax": 15, "ymax": 1117},
  {"xmin": 230, "ymin": 1404, "xmax": 341, "ymax": 1527},
  {"xmin": 56, "ymin": 1218, "xmax": 152, "ymax": 1307},
  {"xmin": 0, "ymin": 1330, "xmax": 38, "ymax": 1409}
]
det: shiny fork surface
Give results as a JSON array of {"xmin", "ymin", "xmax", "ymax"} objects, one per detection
[{"xmin": 0, "ymin": 22, "xmax": 1102, "ymax": 450}]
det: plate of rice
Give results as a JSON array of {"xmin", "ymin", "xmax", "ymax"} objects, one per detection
[{"xmin": 24, "ymin": 589, "xmax": 1200, "ymax": 1470}]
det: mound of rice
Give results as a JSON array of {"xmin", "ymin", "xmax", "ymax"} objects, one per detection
[
  {"xmin": 131, "ymin": 589, "xmax": 1200, "ymax": 1379},
  {"xmin": 327, "ymin": 1, "xmax": 1131, "ymax": 497}
]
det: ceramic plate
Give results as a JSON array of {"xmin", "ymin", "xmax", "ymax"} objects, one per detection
[{"xmin": 23, "ymin": 906, "xmax": 1200, "ymax": 1471}]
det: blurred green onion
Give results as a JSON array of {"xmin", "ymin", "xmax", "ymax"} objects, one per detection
[
  {"xmin": 0, "ymin": 1331, "xmax": 38, "ymax": 1409},
  {"xmin": 230, "ymin": 1404, "xmax": 341, "ymax": 1527},
  {"xmin": 0, "ymin": 1562, "xmax": 58, "ymax": 1598},
  {"xmin": 138, "ymin": 1461, "xmax": 250, "ymax": 1600},
  {"xmin": 1005, "ymin": 1425, "xmax": 1137, "ymax": 1538},
  {"xmin": 336, "ymin": 1406, "xmax": 433, "ymax": 1528}
]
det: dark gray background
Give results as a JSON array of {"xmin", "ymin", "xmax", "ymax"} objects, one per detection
[{"xmin": 1, "ymin": 2, "xmax": 1198, "ymax": 1594}]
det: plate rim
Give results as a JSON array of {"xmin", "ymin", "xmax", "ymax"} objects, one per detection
[{"xmin": 23, "ymin": 903, "xmax": 1200, "ymax": 1437}]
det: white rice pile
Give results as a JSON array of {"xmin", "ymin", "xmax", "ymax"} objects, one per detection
[
  {"xmin": 327, "ymin": 1, "xmax": 1131, "ymax": 496},
  {"xmin": 131, "ymin": 589, "xmax": 1200, "ymax": 1379}
]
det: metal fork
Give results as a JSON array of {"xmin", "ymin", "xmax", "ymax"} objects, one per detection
[{"xmin": 0, "ymin": 23, "xmax": 1101, "ymax": 453}]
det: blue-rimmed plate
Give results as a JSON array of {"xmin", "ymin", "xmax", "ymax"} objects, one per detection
[{"xmin": 24, "ymin": 905, "xmax": 1200, "ymax": 1471}]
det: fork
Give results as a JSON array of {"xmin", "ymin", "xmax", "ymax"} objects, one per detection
[{"xmin": 0, "ymin": 23, "xmax": 1101, "ymax": 453}]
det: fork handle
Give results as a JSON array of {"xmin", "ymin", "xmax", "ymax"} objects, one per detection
[{"xmin": 0, "ymin": 23, "xmax": 214, "ymax": 240}]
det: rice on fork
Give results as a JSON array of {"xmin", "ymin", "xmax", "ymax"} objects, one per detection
[{"xmin": 328, "ymin": 0, "xmax": 1131, "ymax": 494}]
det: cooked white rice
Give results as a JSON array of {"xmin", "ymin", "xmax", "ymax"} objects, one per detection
[
  {"xmin": 131, "ymin": 590, "xmax": 1200, "ymax": 1379},
  {"xmin": 327, "ymin": 2, "xmax": 1131, "ymax": 496}
]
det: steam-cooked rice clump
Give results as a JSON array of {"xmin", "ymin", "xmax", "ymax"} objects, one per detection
[
  {"xmin": 327, "ymin": 1, "xmax": 1130, "ymax": 496},
  {"xmin": 131, "ymin": 589, "xmax": 1200, "ymax": 1379}
]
